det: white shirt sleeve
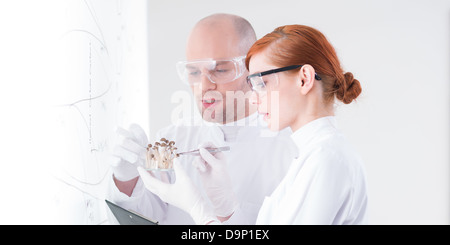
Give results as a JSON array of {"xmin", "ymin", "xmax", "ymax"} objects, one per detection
[{"xmin": 106, "ymin": 174, "xmax": 169, "ymax": 222}]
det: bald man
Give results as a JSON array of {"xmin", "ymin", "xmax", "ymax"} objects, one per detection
[
  {"xmin": 186, "ymin": 13, "xmax": 257, "ymax": 125},
  {"xmin": 108, "ymin": 13, "xmax": 297, "ymax": 225}
]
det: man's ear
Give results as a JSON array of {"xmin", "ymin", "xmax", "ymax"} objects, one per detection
[{"xmin": 298, "ymin": 64, "xmax": 316, "ymax": 95}]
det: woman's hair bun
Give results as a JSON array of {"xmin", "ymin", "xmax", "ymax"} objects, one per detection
[{"xmin": 335, "ymin": 72, "xmax": 362, "ymax": 104}]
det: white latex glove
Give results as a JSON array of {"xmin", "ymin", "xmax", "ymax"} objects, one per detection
[
  {"xmin": 110, "ymin": 124, "xmax": 148, "ymax": 181},
  {"xmin": 137, "ymin": 160, "xmax": 219, "ymax": 225},
  {"xmin": 193, "ymin": 142, "xmax": 238, "ymax": 218}
]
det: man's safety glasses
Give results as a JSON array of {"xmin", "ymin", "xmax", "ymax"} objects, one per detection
[
  {"xmin": 246, "ymin": 65, "xmax": 322, "ymax": 92},
  {"xmin": 176, "ymin": 56, "xmax": 246, "ymax": 85}
]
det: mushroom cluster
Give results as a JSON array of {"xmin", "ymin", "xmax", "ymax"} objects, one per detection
[{"xmin": 145, "ymin": 138, "xmax": 179, "ymax": 170}]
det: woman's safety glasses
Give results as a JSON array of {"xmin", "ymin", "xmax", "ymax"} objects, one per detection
[
  {"xmin": 176, "ymin": 56, "xmax": 246, "ymax": 85},
  {"xmin": 246, "ymin": 65, "xmax": 322, "ymax": 93}
]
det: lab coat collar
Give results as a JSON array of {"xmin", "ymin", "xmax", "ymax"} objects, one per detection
[
  {"xmin": 188, "ymin": 110, "xmax": 259, "ymax": 127},
  {"xmin": 290, "ymin": 116, "xmax": 338, "ymax": 151},
  {"xmin": 203, "ymin": 112, "xmax": 260, "ymax": 143},
  {"xmin": 220, "ymin": 112, "xmax": 259, "ymax": 142},
  {"xmin": 223, "ymin": 112, "xmax": 259, "ymax": 127}
]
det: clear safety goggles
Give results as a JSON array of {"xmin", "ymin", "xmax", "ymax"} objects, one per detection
[
  {"xmin": 176, "ymin": 56, "xmax": 246, "ymax": 85},
  {"xmin": 247, "ymin": 65, "xmax": 322, "ymax": 93}
]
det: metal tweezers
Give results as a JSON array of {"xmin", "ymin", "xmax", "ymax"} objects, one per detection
[{"xmin": 177, "ymin": 146, "xmax": 230, "ymax": 156}]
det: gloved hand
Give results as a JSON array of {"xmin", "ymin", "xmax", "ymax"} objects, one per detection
[
  {"xmin": 137, "ymin": 160, "xmax": 219, "ymax": 225},
  {"xmin": 193, "ymin": 142, "xmax": 238, "ymax": 218},
  {"xmin": 110, "ymin": 124, "xmax": 148, "ymax": 181}
]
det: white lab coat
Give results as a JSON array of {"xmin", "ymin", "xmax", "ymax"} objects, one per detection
[
  {"xmin": 107, "ymin": 112, "xmax": 298, "ymax": 224},
  {"xmin": 256, "ymin": 116, "xmax": 368, "ymax": 225}
]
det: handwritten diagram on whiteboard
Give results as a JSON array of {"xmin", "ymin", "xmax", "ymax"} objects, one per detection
[{"xmin": 51, "ymin": 0, "xmax": 148, "ymax": 224}]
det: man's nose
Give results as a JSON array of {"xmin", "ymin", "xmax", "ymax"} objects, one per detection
[{"xmin": 200, "ymin": 72, "xmax": 217, "ymax": 91}]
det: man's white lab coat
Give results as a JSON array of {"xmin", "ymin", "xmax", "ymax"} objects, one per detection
[
  {"xmin": 107, "ymin": 113, "xmax": 298, "ymax": 224},
  {"xmin": 256, "ymin": 116, "xmax": 369, "ymax": 225}
]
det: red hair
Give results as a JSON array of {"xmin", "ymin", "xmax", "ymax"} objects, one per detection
[{"xmin": 246, "ymin": 25, "xmax": 361, "ymax": 104}]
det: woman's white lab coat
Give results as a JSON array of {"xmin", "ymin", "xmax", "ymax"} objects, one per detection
[
  {"xmin": 108, "ymin": 113, "xmax": 298, "ymax": 224},
  {"xmin": 256, "ymin": 116, "xmax": 368, "ymax": 225}
]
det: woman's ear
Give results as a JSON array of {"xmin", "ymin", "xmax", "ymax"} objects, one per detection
[{"xmin": 298, "ymin": 64, "xmax": 316, "ymax": 95}]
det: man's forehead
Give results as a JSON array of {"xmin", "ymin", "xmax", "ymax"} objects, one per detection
[
  {"xmin": 185, "ymin": 57, "xmax": 235, "ymax": 63},
  {"xmin": 185, "ymin": 41, "xmax": 239, "ymax": 60},
  {"xmin": 186, "ymin": 24, "xmax": 241, "ymax": 60},
  {"xmin": 186, "ymin": 53, "xmax": 241, "ymax": 62}
]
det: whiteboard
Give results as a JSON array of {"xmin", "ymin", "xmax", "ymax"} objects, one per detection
[
  {"xmin": 0, "ymin": 0, "xmax": 152, "ymax": 224},
  {"xmin": 48, "ymin": 0, "xmax": 149, "ymax": 224}
]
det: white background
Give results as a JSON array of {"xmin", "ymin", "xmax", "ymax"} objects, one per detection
[{"xmin": 0, "ymin": 0, "xmax": 448, "ymax": 224}]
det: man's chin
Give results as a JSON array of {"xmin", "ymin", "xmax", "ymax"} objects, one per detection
[
  {"xmin": 198, "ymin": 107, "xmax": 225, "ymax": 123},
  {"xmin": 202, "ymin": 111, "xmax": 224, "ymax": 123}
]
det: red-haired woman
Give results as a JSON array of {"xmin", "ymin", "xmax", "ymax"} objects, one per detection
[
  {"xmin": 245, "ymin": 25, "xmax": 368, "ymax": 224},
  {"xmin": 139, "ymin": 25, "xmax": 369, "ymax": 225}
]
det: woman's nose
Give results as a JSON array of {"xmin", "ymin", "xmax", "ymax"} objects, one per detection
[{"xmin": 249, "ymin": 91, "xmax": 261, "ymax": 105}]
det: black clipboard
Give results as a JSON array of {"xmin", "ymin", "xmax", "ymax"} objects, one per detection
[{"xmin": 105, "ymin": 199, "xmax": 158, "ymax": 225}]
